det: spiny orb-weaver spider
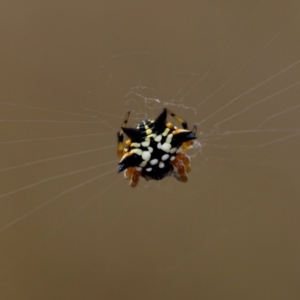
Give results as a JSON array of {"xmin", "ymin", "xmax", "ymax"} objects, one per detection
[{"xmin": 117, "ymin": 108, "xmax": 197, "ymax": 187}]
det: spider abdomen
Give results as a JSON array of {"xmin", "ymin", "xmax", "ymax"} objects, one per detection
[
  {"xmin": 117, "ymin": 108, "xmax": 197, "ymax": 187},
  {"xmin": 137, "ymin": 137, "xmax": 176, "ymax": 180}
]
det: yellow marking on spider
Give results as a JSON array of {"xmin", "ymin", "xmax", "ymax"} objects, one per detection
[{"xmin": 130, "ymin": 142, "xmax": 140, "ymax": 148}]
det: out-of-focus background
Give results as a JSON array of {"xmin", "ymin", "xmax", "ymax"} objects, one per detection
[{"xmin": 1, "ymin": 1, "xmax": 300, "ymax": 299}]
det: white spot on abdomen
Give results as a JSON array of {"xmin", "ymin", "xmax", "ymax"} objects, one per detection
[
  {"xmin": 131, "ymin": 142, "xmax": 140, "ymax": 148},
  {"xmin": 142, "ymin": 140, "xmax": 150, "ymax": 147},
  {"xmin": 150, "ymin": 159, "xmax": 158, "ymax": 165},
  {"xmin": 170, "ymin": 147, "xmax": 177, "ymax": 153},
  {"xmin": 161, "ymin": 143, "xmax": 171, "ymax": 152},
  {"xmin": 162, "ymin": 128, "xmax": 170, "ymax": 136},
  {"xmin": 154, "ymin": 135, "xmax": 162, "ymax": 142},
  {"xmin": 161, "ymin": 154, "xmax": 169, "ymax": 161},
  {"xmin": 132, "ymin": 149, "xmax": 142, "ymax": 156},
  {"xmin": 166, "ymin": 134, "xmax": 173, "ymax": 144},
  {"xmin": 142, "ymin": 151, "xmax": 151, "ymax": 161},
  {"xmin": 139, "ymin": 161, "xmax": 147, "ymax": 167}
]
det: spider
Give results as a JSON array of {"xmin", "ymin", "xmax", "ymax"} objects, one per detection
[{"xmin": 117, "ymin": 108, "xmax": 197, "ymax": 187}]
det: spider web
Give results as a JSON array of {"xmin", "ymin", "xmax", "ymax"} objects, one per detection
[{"xmin": 0, "ymin": 1, "xmax": 300, "ymax": 298}]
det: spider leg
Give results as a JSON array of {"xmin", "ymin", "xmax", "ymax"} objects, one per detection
[
  {"xmin": 170, "ymin": 155, "xmax": 188, "ymax": 182},
  {"xmin": 166, "ymin": 108, "xmax": 188, "ymax": 129},
  {"xmin": 124, "ymin": 167, "xmax": 142, "ymax": 187},
  {"xmin": 117, "ymin": 111, "xmax": 131, "ymax": 158},
  {"xmin": 191, "ymin": 124, "xmax": 197, "ymax": 135},
  {"xmin": 165, "ymin": 108, "xmax": 197, "ymax": 137},
  {"xmin": 176, "ymin": 153, "xmax": 191, "ymax": 173}
]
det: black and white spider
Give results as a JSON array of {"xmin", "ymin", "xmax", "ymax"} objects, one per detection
[{"xmin": 117, "ymin": 108, "xmax": 197, "ymax": 187}]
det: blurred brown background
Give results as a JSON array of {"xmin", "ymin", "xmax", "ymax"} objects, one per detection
[{"xmin": 0, "ymin": 1, "xmax": 300, "ymax": 299}]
